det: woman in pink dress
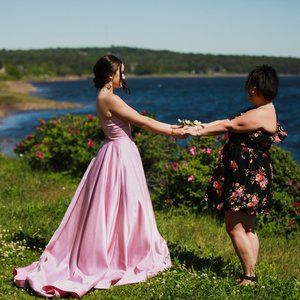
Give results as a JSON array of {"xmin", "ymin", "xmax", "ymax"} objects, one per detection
[{"xmin": 12, "ymin": 55, "xmax": 186, "ymax": 298}]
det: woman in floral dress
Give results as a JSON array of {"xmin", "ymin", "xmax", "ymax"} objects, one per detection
[{"xmin": 185, "ymin": 65, "xmax": 287, "ymax": 286}]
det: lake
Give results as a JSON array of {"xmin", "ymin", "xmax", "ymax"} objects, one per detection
[{"xmin": 0, "ymin": 76, "xmax": 299, "ymax": 162}]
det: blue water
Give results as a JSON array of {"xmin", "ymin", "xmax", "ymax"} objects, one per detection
[{"xmin": 0, "ymin": 77, "xmax": 299, "ymax": 162}]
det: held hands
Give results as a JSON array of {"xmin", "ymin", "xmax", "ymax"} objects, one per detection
[
  {"xmin": 170, "ymin": 123, "xmax": 206, "ymax": 139},
  {"xmin": 170, "ymin": 124, "xmax": 189, "ymax": 139},
  {"xmin": 183, "ymin": 124, "xmax": 205, "ymax": 137}
]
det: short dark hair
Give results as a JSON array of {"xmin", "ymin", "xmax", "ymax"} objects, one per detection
[
  {"xmin": 92, "ymin": 55, "xmax": 130, "ymax": 93},
  {"xmin": 245, "ymin": 65, "xmax": 279, "ymax": 100}
]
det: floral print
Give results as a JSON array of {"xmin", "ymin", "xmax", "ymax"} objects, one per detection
[{"xmin": 207, "ymin": 106, "xmax": 287, "ymax": 216}]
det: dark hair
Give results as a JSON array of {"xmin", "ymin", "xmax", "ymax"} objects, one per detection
[
  {"xmin": 92, "ymin": 54, "xmax": 130, "ymax": 93},
  {"xmin": 245, "ymin": 65, "xmax": 279, "ymax": 100}
]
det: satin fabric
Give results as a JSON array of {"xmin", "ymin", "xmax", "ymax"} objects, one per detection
[{"xmin": 12, "ymin": 115, "xmax": 172, "ymax": 298}]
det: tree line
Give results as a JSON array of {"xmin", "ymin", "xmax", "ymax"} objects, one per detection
[{"xmin": 0, "ymin": 46, "xmax": 300, "ymax": 79}]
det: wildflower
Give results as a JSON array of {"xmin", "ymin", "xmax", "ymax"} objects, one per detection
[
  {"xmin": 182, "ymin": 160, "xmax": 187, "ymax": 168},
  {"xmin": 188, "ymin": 175, "xmax": 195, "ymax": 182},
  {"xmin": 74, "ymin": 129, "xmax": 80, "ymax": 135},
  {"xmin": 172, "ymin": 162, "xmax": 179, "ymax": 171},
  {"xmin": 39, "ymin": 119, "xmax": 46, "ymax": 126},
  {"xmin": 289, "ymin": 219, "xmax": 295, "ymax": 226},
  {"xmin": 206, "ymin": 148, "xmax": 213, "ymax": 155},
  {"xmin": 218, "ymin": 148, "xmax": 223, "ymax": 156},
  {"xmin": 18, "ymin": 141, "xmax": 24, "ymax": 148},
  {"xmin": 52, "ymin": 119, "xmax": 58, "ymax": 126},
  {"xmin": 88, "ymin": 114, "xmax": 95, "ymax": 121},
  {"xmin": 26, "ymin": 134, "xmax": 33, "ymax": 140},
  {"xmin": 189, "ymin": 146, "xmax": 196, "ymax": 156},
  {"xmin": 87, "ymin": 140, "xmax": 94, "ymax": 148},
  {"xmin": 36, "ymin": 151, "xmax": 43, "ymax": 160},
  {"xmin": 292, "ymin": 202, "xmax": 300, "ymax": 207}
]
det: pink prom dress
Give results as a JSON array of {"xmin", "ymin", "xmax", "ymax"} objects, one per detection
[{"xmin": 12, "ymin": 114, "xmax": 172, "ymax": 298}]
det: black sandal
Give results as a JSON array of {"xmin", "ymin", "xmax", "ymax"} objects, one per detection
[
  {"xmin": 243, "ymin": 274, "xmax": 258, "ymax": 282},
  {"xmin": 238, "ymin": 274, "xmax": 258, "ymax": 285}
]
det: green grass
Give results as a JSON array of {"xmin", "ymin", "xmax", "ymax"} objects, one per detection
[{"xmin": 0, "ymin": 154, "xmax": 299, "ymax": 299}]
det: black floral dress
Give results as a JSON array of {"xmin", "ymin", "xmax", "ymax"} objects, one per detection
[{"xmin": 206, "ymin": 106, "xmax": 288, "ymax": 216}]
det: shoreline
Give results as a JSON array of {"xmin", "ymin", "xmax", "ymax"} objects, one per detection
[{"xmin": 0, "ymin": 80, "xmax": 83, "ymax": 119}]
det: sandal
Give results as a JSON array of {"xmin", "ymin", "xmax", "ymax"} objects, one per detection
[{"xmin": 237, "ymin": 274, "xmax": 258, "ymax": 285}]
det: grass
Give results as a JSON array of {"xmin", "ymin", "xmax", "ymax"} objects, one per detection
[{"xmin": 0, "ymin": 154, "xmax": 299, "ymax": 299}]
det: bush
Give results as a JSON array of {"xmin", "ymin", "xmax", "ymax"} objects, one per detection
[
  {"xmin": 14, "ymin": 114, "xmax": 105, "ymax": 176},
  {"xmin": 151, "ymin": 135, "xmax": 222, "ymax": 212},
  {"xmin": 14, "ymin": 112, "xmax": 179, "ymax": 179},
  {"xmin": 14, "ymin": 113, "xmax": 300, "ymax": 235}
]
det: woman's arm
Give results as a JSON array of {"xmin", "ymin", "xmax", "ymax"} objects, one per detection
[
  {"xmin": 185, "ymin": 109, "xmax": 267, "ymax": 137},
  {"xmin": 201, "ymin": 119, "xmax": 229, "ymax": 128},
  {"xmin": 102, "ymin": 94, "xmax": 186, "ymax": 137}
]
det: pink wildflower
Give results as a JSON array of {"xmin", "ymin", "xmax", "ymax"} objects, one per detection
[{"xmin": 188, "ymin": 175, "xmax": 195, "ymax": 182}]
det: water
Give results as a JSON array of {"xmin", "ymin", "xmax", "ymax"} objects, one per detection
[{"xmin": 0, "ymin": 77, "xmax": 299, "ymax": 162}]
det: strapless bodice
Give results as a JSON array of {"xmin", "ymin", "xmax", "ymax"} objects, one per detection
[{"xmin": 100, "ymin": 115, "xmax": 132, "ymax": 141}]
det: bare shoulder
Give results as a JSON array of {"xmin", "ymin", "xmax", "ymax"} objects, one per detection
[
  {"xmin": 97, "ymin": 94, "xmax": 122, "ymax": 118},
  {"xmin": 257, "ymin": 104, "xmax": 276, "ymax": 120},
  {"xmin": 256, "ymin": 105, "xmax": 277, "ymax": 132},
  {"xmin": 98, "ymin": 94, "xmax": 125, "ymax": 107},
  {"xmin": 243, "ymin": 105, "xmax": 274, "ymax": 120}
]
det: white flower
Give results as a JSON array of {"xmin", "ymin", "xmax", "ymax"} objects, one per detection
[
  {"xmin": 193, "ymin": 120, "xmax": 202, "ymax": 125},
  {"xmin": 178, "ymin": 118, "xmax": 202, "ymax": 126}
]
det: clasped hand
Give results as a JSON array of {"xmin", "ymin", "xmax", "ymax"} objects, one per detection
[{"xmin": 170, "ymin": 124, "xmax": 205, "ymax": 138}]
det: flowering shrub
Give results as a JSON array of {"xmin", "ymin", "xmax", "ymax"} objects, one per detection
[
  {"xmin": 152, "ymin": 135, "xmax": 224, "ymax": 212},
  {"xmin": 14, "ymin": 112, "xmax": 178, "ymax": 178},
  {"xmin": 14, "ymin": 114, "xmax": 105, "ymax": 176},
  {"xmin": 14, "ymin": 113, "xmax": 299, "ymax": 234}
]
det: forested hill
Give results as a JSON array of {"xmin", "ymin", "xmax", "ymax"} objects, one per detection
[{"xmin": 0, "ymin": 46, "xmax": 300, "ymax": 78}]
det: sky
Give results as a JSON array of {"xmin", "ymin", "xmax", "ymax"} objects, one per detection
[{"xmin": 0, "ymin": 0, "xmax": 299, "ymax": 57}]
